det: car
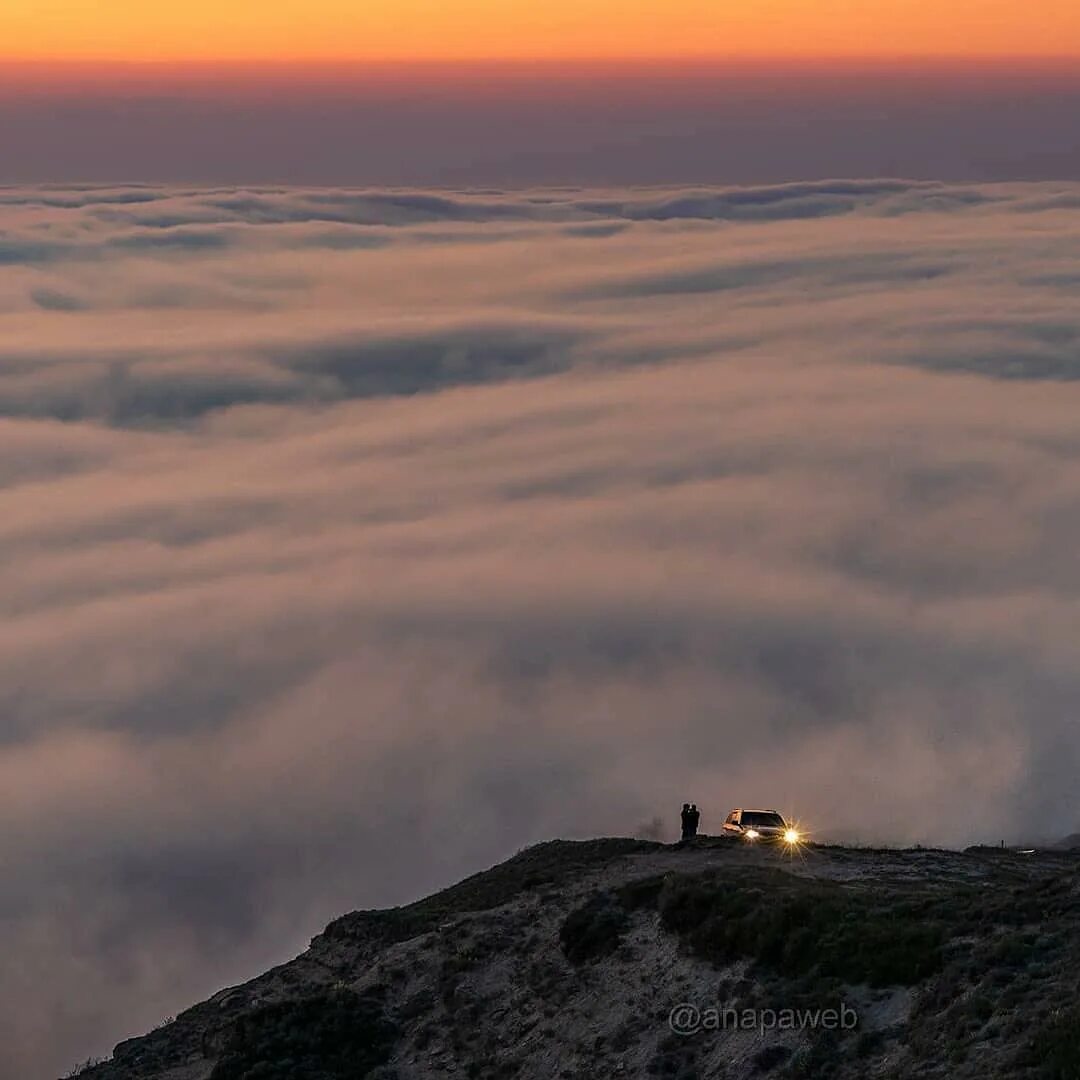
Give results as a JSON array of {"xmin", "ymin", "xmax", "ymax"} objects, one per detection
[{"xmin": 722, "ymin": 808, "xmax": 801, "ymax": 845}]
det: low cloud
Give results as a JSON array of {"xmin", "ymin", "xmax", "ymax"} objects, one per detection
[{"xmin": 3, "ymin": 181, "xmax": 1080, "ymax": 1076}]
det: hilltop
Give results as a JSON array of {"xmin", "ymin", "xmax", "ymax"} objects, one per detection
[{"xmin": 70, "ymin": 837, "xmax": 1080, "ymax": 1080}]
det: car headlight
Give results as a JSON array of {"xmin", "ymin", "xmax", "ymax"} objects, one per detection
[
  {"xmin": 784, "ymin": 829, "xmax": 800, "ymax": 844},
  {"xmin": 744, "ymin": 829, "xmax": 759, "ymax": 840}
]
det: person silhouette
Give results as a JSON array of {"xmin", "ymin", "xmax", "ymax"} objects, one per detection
[
  {"xmin": 687, "ymin": 803, "xmax": 701, "ymax": 839},
  {"xmin": 680, "ymin": 803, "xmax": 692, "ymax": 842}
]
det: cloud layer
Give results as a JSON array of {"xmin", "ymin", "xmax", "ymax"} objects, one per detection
[{"xmin": 4, "ymin": 180, "xmax": 1080, "ymax": 1076}]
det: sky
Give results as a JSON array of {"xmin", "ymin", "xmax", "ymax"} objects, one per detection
[
  {"xmin": 3, "ymin": 60, "xmax": 1080, "ymax": 186},
  {"xmin": 4, "ymin": 179, "xmax": 1080, "ymax": 1076},
  {"xmin": 4, "ymin": 0, "xmax": 1079, "ymax": 187},
  {"xmin": 6, "ymin": 0, "xmax": 1080, "ymax": 60}
]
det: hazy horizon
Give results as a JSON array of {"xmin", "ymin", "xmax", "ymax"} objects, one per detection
[{"xmin": 4, "ymin": 59, "xmax": 1080, "ymax": 187}]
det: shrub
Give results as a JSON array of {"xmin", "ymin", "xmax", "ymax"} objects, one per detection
[
  {"xmin": 655, "ymin": 870, "xmax": 945, "ymax": 987},
  {"xmin": 753, "ymin": 1043, "xmax": 791, "ymax": 1072},
  {"xmin": 560, "ymin": 892, "xmax": 630, "ymax": 964},
  {"xmin": 209, "ymin": 989, "xmax": 397, "ymax": 1080},
  {"xmin": 1028, "ymin": 1006, "xmax": 1080, "ymax": 1080}
]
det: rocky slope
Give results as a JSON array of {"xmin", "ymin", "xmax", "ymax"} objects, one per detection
[{"xmin": 69, "ymin": 838, "xmax": 1080, "ymax": 1080}]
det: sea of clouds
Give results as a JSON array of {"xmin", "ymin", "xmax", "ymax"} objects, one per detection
[{"xmin": 4, "ymin": 178, "xmax": 1080, "ymax": 1075}]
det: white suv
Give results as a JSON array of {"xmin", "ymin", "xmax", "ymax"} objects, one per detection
[{"xmin": 722, "ymin": 808, "xmax": 800, "ymax": 844}]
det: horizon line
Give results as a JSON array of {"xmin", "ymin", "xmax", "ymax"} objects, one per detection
[{"xmin": 4, "ymin": 52, "xmax": 1080, "ymax": 70}]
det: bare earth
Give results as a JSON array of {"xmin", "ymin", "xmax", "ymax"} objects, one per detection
[{"xmin": 71, "ymin": 838, "xmax": 1080, "ymax": 1080}]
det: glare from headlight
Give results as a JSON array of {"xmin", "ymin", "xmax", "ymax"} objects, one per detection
[
  {"xmin": 784, "ymin": 829, "xmax": 800, "ymax": 844},
  {"xmin": 744, "ymin": 829, "xmax": 759, "ymax": 840}
]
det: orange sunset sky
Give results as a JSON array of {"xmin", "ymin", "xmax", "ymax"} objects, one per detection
[{"xmin": 6, "ymin": 0, "xmax": 1080, "ymax": 62}]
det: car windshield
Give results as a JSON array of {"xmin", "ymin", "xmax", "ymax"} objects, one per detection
[{"xmin": 741, "ymin": 812, "xmax": 785, "ymax": 828}]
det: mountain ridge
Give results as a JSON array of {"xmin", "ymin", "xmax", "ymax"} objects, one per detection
[{"xmin": 69, "ymin": 837, "xmax": 1080, "ymax": 1080}]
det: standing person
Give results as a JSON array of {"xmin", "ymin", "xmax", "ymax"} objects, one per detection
[
  {"xmin": 688, "ymin": 803, "xmax": 701, "ymax": 839},
  {"xmin": 680, "ymin": 803, "xmax": 693, "ymax": 842}
]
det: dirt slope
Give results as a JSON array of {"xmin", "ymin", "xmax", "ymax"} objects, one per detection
[{"xmin": 68, "ymin": 838, "xmax": 1080, "ymax": 1080}]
